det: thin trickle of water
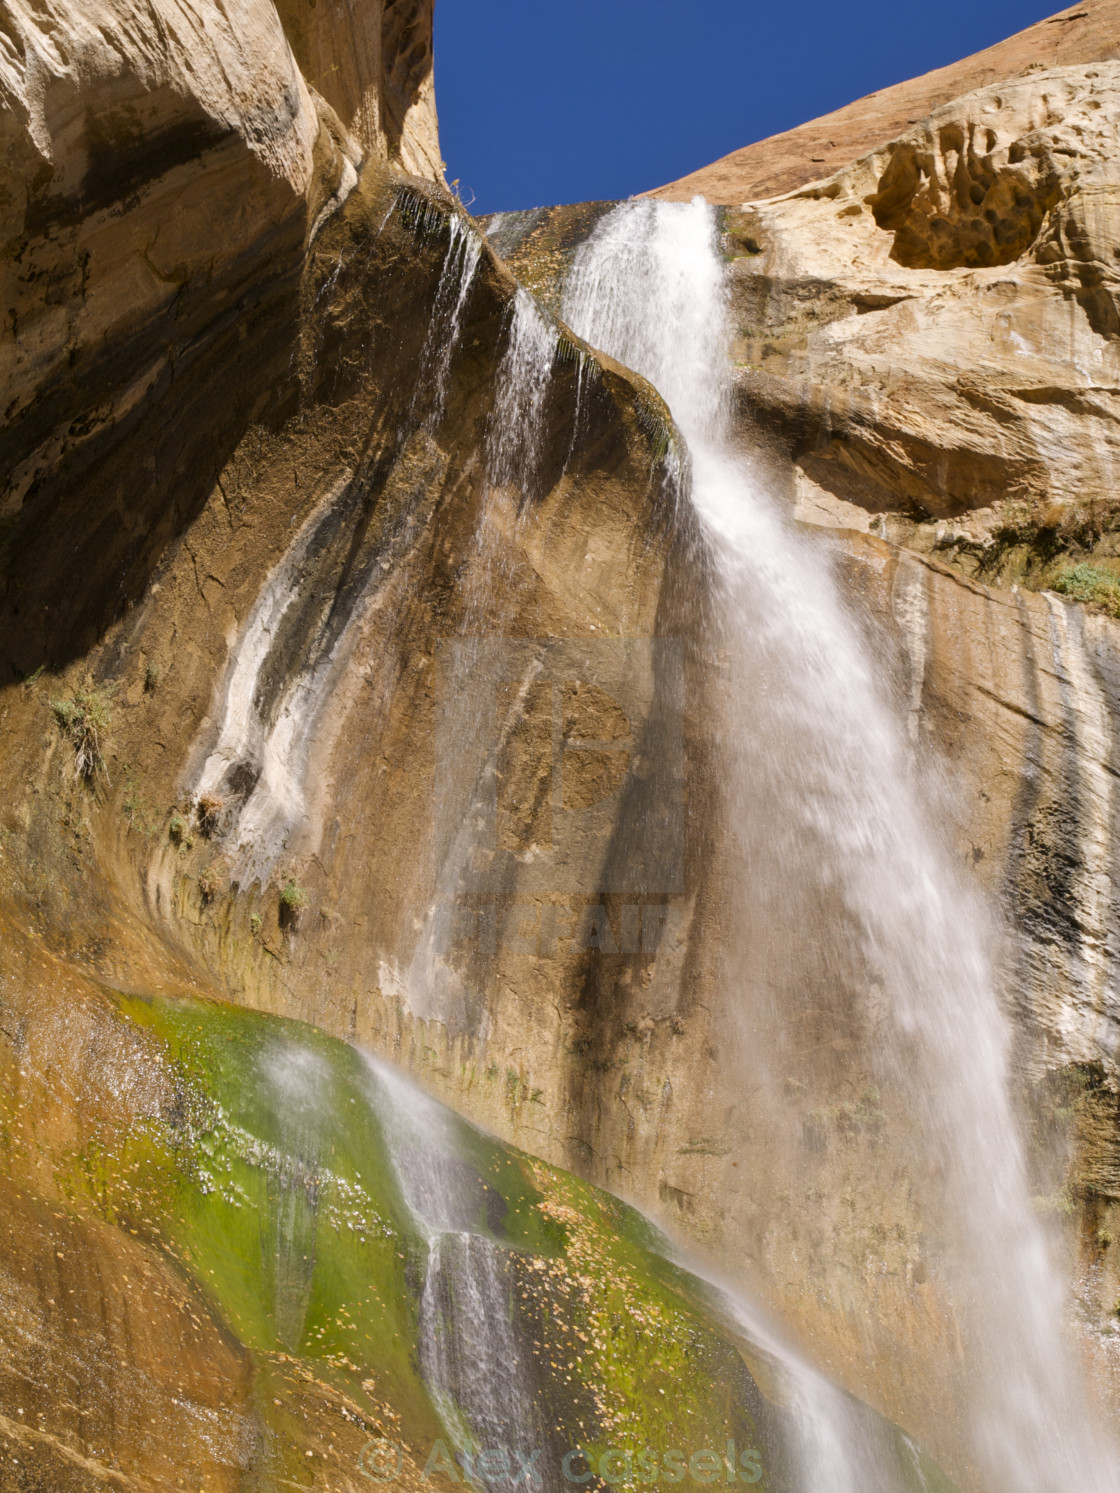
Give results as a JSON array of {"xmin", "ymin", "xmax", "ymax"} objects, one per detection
[
  {"xmin": 191, "ymin": 476, "xmax": 352, "ymax": 875},
  {"xmin": 188, "ymin": 209, "xmax": 480, "ymax": 881},
  {"xmin": 891, "ymin": 559, "xmax": 930, "ymax": 748},
  {"xmin": 487, "ymin": 287, "xmax": 556, "ymax": 497},
  {"xmin": 405, "ymin": 639, "xmax": 549, "ymax": 1027},
  {"xmin": 363, "ymin": 1056, "xmax": 541, "ymax": 1472},
  {"xmin": 258, "ymin": 1045, "xmax": 334, "ymax": 1349},
  {"xmin": 403, "ymin": 289, "xmax": 567, "ymax": 1021},
  {"xmin": 688, "ymin": 1262, "xmax": 922, "ymax": 1493},
  {"xmin": 1042, "ymin": 595, "xmax": 1116, "ymax": 1025},
  {"xmin": 416, "ymin": 215, "xmax": 483, "ymax": 429},
  {"xmin": 561, "ymin": 198, "xmax": 1116, "ymax": 1492}
]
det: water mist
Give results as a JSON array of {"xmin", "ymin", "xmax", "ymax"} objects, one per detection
[{"xmin": 561, "ymin": 198, "xmax": 1115, "ymax": 1492}]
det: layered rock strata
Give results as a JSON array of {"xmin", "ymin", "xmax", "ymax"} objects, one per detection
[
  {"xmin": 5, "ymin": 1, "xmax": 1120, "ymax": 1488},
  {"xmin": 0, "ymin": 1, "xmax": 709, "ymax": 1485}
]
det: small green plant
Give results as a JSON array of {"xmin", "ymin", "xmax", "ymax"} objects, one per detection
[
  {"xmin": 169, "ymin": 815, "xmax": 186, "ymax": 845},
  {"xmin": 504, "ymin": 1069, "xmax": 544, "ymax": 1108},
  {"xmin": 249, "ymin": 912, "xmax": 262, "ymax": 936},
  {"xmin": 51, "ymin": 683, "xmax": 115, "ymax": 782},
  {"xmin": 198, "ymin": 867, "xmax": 219, "ymax": 904},
  {"xmin": 279, "ymin": 879, "xmax": 307, "ymax": 928},
  {"xmin": 1031, "ymin": 1188, "xmax": 1077, "ymax": 1217},
  {"xmin": 1050, "ymin": 562, "xmax": 1120, "ymax": 618},
  {"xmin": 634, "ymin": 396, "xmax": 674, "ymax": 467},
  {"xmin": 143, "ymin": 663, "xmax": 161, "ymax": 694}
]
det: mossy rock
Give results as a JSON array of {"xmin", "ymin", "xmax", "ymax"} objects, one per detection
[{"xmin": 51, "ymin": 991, "xmax": 954, "ymax": 1491}]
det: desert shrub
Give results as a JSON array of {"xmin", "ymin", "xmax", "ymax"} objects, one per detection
[
  {"xmin": 1050, "ymin": 562, "xmax": 1120, "ymax": 619},
  {"xmin": 51, "ymin": 684, "xmax": 115, "ymax": 782},
  {"xmin": 196, "ymin": 793, "xmax": 224, "ymax": 837},
  {"xmin": 279, "ymin": 879, "xmax": 307, "ymax": 928}
]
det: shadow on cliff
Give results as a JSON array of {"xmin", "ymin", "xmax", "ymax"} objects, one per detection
[{"xmin": 0, "ymin": 101, "xmax": 310, "ymax": 679}]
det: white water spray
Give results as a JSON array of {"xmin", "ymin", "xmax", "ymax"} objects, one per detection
[
  {"xmin": 561, "ymin": 198, "xmax": 1115, "ymax": 1492},
  {"xmin": 404, "ymin": 287, "xmax": 564, "ymax": 1022},
  {"xmin": 687, "ymin": 1257, "xmax": 933, "ymax": 1493},
  {"xmin": 189, "ymin": 214, "xmax": 483, "ymax": 880},
  {"xmin": 363, "ymin": 1056, "xmax": 541, "ymax": 1467},
  {"xmin": 417, "ymin": 214, "xmax": 483, "ymax": 428},
  {"xmin": 487, "ymin": 287, "xmax": 556, "ymax": 493}
]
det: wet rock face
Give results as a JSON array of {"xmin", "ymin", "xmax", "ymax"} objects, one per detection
[
  {"xmin": 6, "ymin": 2, "xmax": 1120, "ymax": 1487},
  {"xmin": 700, "ymin": 61, "xmax": 1120, "ymax": 1118},
  {"xmin": 0, "ymin": 6, "xmax": 696, "ymax": 1479},
  {"xmin": 477, "ymin": 45, "xmax": 1120, "ymax": 1470},
  {"xmin": 0, "ymin": 924, "xmax": 862, "ymax": 1493}
]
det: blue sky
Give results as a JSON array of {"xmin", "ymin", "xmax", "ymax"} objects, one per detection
[{"xmin": 435, "ymin": 0, "xmax": 1063, "ymax": 213}]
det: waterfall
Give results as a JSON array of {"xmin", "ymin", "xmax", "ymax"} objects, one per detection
[
  {"xmin": 691, "ymin": 1263, "xmax": 938, "ymax": 1493},
  {"xmin": 363, "ymin": 1056, "xmax": 543, "ymax": 1475},
  {"xmin": 403, "ymin": 286, "xmax": 565, "ymax": 1023},
  {"xmin": 560, "ymin": 198, "xmax": 1116, "ymax": 1492},
  {"xmin": 364, "ymin": 1051, "xmax": 943, "ymax": 1493},
  {"xmin": 486, "ymin": 286, "xmax": 556, "ymax": 495},
  {"xmin": 416, "ymin": 213, "xmax": 484, "ymax": 429},
  {"xmin": 188, "ymin": 210, "xmax": 483, "ymax": 879}
]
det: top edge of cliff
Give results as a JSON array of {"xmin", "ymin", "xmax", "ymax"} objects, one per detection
[{"xmin": 648, "ymin": 0, "xmax": 1120, "ymax": 204}]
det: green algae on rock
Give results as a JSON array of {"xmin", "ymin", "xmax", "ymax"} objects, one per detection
[
  {"xmin": 78, "ymin": 992, "xmax": 779, "ymax": 1483},
  {"xmin": 38, "ymin": 988, "xmax": 951, "ymax": 1492}
]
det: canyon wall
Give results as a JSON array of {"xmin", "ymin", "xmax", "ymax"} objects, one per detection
[
  {"xmin": 651, "ymin": 0, "xmax": 1120, "ymax": 203},
  {"xmin": 4, "ymin": 1, "xmax": 1120, "ymax": 1489},
  {"xmin": 0, "ymin": 2, "xmax": 707, "ymax": 1487},
  {"xmin": 459, "ymin": 33, "xmax": 1120, "ymax": 1477}
]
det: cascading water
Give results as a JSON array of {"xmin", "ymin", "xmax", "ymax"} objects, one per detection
[
  {"xmin": 416, "ymin": 214, "xmax": 484, "ymax": 429},
  {"xmin": 486, "ymin": 287, "xmax": 556, "ymax": 495},
  {"xmin": 403, "ymin": 287, "xmax": 568, "ymax": 1022},
  {"xmin": 560, "ymin": 198, "xmax": 1117, "ymax": 1491},
  {"xmin": 690, "ymin": 1260, "xmax": 938, "ymax": 1493},
  {"xmin": 363, "ymin": 1056, "xmax": 543, "ymax": 1475},
  {"xmin": 189, "ymin": 203, "xmax": 484, "ymax": 879},
  {"xmin": 364, "ymin": 1050, "xmax": 954, "ymax": 1493}
]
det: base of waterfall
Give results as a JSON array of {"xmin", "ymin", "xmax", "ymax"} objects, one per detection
[{"xmin": 0, "ymin": 962, "xmax": 954, "ymax": 1493}]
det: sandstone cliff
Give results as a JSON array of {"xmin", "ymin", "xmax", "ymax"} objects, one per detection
[
  {"xmin": 651, "ymin": 0, "xmax": 1120, "ymax": 203},
  {"xmin": 0, "ymin": 2, "xmax": 709, "ymax": 1488},
  {"xmin": 0, "ymin": 0, "xmax": 437, "ymax": 677},
  {"xmin": 4, "ymin": 2, "xmax": 1120, "ymax": 1490},
  {"xmin": 486, "ymin": 16, "xmax": 1120, "ymax": 1477}
]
